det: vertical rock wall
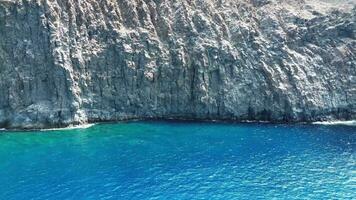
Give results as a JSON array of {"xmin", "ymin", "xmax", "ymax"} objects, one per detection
[{"xmin": 0, "ymin": 0, "xmax": 355, "ymax": 128}]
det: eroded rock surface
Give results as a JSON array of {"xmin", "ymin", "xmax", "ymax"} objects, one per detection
[{"xmin": 0, "ymin": 0, "xmax": 355, "ymax": 129}]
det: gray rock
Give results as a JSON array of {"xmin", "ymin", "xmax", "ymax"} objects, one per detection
[{"xmin": 0, "ymin": 0, "xmax": 355, "ymax": 129}]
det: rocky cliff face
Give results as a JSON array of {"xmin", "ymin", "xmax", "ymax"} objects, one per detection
[{"xmin": 0, "ymin": 0, "xmax": 355, "ymax": 129}]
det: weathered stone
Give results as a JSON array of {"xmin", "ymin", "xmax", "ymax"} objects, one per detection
[{"xmin": 0, "ymin": 0, "xmax": 355, "ymax": 129}]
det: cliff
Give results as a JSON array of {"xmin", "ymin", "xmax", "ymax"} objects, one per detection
[{"xmin": 0, "ymin": 0, "xmax": 355, "ymax": 129}]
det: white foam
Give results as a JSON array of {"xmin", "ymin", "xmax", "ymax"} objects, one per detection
[
  {"xmin": 241, "ymin": 120, "xmax": 270, "ymax": 123},
  {"xmin": 313, "ymin": 120, "xmax": 356, "ymax": 126},
  {"xmin": 0, "ymin": 128, "xmax": 6, "ymax": 131},
  {"xmin": 41, "ymin": 123, "xmax": 96, "ymax": 131}
]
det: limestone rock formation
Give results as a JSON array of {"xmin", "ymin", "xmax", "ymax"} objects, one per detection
[{"xmin": 0, "ymin": 0, "xmax": 355, "ymax": 129}]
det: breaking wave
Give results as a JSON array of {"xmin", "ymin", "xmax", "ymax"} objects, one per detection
[{"xmin": 313, "ymin": 120, "xmax": 356, "ymax": 126}]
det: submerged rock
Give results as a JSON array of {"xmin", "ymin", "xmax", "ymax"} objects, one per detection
[{"xmin": 0, "ymin": 0, "xmax": 355, "ymax": 129}]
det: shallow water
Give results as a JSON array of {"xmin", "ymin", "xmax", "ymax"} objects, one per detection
[{"xmin": 0, "ymin": 122, "xmax": 355, "ymax": 199}]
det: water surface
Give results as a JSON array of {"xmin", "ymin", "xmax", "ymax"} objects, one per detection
[{"xmin": 0, "ymin": 122, "xmax": 355, "ymax": 199}]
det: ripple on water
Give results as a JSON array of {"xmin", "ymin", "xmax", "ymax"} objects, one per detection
[{"xmin": 0, "ymin": 122, "xmax": 355, "ymax": 199}]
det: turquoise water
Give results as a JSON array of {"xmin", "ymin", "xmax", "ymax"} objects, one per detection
[{"xmin": 0, "ymin": 122, "xmax": 355, "ymax": 199}]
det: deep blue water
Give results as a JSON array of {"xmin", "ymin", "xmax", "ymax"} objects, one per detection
[{"xmin": 0, "ymin": 122, "xmax": 355, "ymax": 199}]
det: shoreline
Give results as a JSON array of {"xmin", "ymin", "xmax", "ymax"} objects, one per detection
[{"xmin": 1, "ymin": 119, "xmax": 355, "ymax": 132}]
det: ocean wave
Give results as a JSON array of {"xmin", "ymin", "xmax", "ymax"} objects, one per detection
[
  {"xmin": 41, "ymin": 123, "xmax": 96, "ymax": 131},
  {"xmin": 312, "ymin": 120, "xmax": 356, "ymax": 126}
]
